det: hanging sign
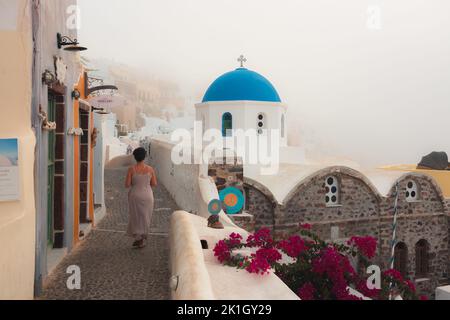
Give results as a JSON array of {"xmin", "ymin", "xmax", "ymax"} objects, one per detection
[
  {"xmin": 0, "ymin": 138, "xmax": 20, "ymax": 201},
  {"xmin": 88, "ymin": 94, "xmax": 126, "ymax": 110}
]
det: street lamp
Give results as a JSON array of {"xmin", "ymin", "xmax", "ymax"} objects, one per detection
[
  {"xmin": 57, "ymin": 33, "xmax": 87, "ymax": 52},
  {"xmin": 72, "ymin": 89, "xmax": 81, "ymax": 100}
]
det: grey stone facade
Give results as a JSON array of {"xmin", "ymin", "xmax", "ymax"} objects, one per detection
[{"xmin": 241, "ymin": 166, "xmax": 450, "ymax": 297}]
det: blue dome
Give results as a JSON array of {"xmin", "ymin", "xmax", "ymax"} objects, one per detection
[{"xmin": 202, "ymin": 68, "xmax": 281, "ymax": 103}]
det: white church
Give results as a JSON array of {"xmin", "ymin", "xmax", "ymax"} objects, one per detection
[{"xmin": 194, "ymin": 55, "xmax": 305, "ymax": 170}]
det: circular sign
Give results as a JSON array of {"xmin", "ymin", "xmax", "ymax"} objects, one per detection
[
  {"xmin": 208, "ymin": 199, "xmax": 222, "ymax": 215},
  {"xmin": 219, "ymin": 187, "xmax": 244, "ymax": 215}
]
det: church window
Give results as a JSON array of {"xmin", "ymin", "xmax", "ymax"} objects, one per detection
[
  {"xmin": 406, "ymin": 180, "xmax": 419, "ymax": 202},
  {"xmin": 325, "ymin": 176, "xmax": 340, "ymax": 206},
  {"xmin": 222, "ymin": 112, "xmax": 232, "ymax": 137},
  {"xmin": 394, "ymin": 242, "xmax": 408, "ymax": 276},
  {"xmin": 257, "ymin": 113, "xmax": 267, "ymax": 135},
  {"xmin": 415, "ymin": 239, "xmax": 429, "ymax": 277}
]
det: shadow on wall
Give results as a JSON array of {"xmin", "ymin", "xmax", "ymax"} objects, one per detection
[{"xmin": 105, "ymin": 155, "xmax": 135, "ymax": 169}]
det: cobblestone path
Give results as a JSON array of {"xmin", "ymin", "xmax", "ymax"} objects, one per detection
[{"xmin": 41, "ymin": 167, "xmax": 177, "ymax": 300}]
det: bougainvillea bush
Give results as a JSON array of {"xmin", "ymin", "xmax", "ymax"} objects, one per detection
[{"xmin": 213, "ymin": 224, "xmax": 426, "ymax": 300}]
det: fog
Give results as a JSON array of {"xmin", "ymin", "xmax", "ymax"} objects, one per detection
[{"xmin": 78, "ymin": 0, "xmax": 450, "ymax": 167}]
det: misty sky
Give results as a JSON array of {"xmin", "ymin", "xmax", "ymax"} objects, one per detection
[{"xmin": 78, "ymin": 0, "xmax": 450, "ymax": 166}]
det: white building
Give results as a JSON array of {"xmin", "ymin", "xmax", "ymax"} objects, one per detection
[{"xmin": 195, "ymin": 58, "xmax": 304, "ymax": 172}]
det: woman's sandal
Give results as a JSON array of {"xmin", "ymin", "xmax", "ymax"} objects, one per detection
[
  {"xmin": 132, "ymin": 240, "xmax": 140, "ymax": 247},
  {"xmin": 137, "ymin": 239, "xmax": 146, "ymax": 249}
]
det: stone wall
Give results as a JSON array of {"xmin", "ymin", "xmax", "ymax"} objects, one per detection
[
  {"xmin": 377, "ymin": 175, "xmax": 448, "ymax": 295},
  {"xmin": 208, "ymin": 156, "xmax": 243, "ymax": 192},
  {"xmin": 244, "ymin": 166, "xmax": 450, "ymax": 297},
  {"xmin": 243, "ymin": 178, "xmax": 276, "ymax": 231},
  {"xmin": 276, "ymin": 168, "xmax": 381, "ymax": 241}
]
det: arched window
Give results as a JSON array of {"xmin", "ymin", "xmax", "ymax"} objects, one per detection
[
  {"xmin": 406, "ymin": 180, "xmax": 419, "ymax": 202},
  {"xmin": 325, "ymin": 176, "xmax": 340, "ymax": 206},
  {"xmin": 281, "ymin": 114, "xmax": 285, "ymax": 138},
  {"xmin": 257, "ymin": 113, "xmax": 267, "ymax": 135},
  {"xmin": 415, "ymin": 239, "xmax": 429, "ymax": 277},
  {"xmin": 222, "ymin": 112, "xmax": 232, "ymax": 137},
  {"xmin": 394, "ymin": 242, "xmax": 408, "ymax": 276}
]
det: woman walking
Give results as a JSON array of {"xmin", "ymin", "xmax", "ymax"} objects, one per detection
[{"xmin": 125, "ymin": 147, "xmax": 157, "ymax": 248}]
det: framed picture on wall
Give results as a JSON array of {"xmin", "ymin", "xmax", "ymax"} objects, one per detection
[{"xmin": 0, "ymin": 138, "xmax": 20, "ymax": 201}]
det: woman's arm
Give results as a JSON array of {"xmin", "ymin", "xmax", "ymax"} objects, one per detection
[
  {"xmin": 125, "ymin": 167, "xmax": 133, "ymax": 188},
  {"xmin": 149, "ymin": 167, "xmax": 158, "ymax": 187}
]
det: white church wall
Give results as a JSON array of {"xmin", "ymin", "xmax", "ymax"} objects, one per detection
[
  {"xmin": 195, "ymin": 101, "xmax": 288, "ymax": 163},
  {"xmin": 208, "ymin": 104, "xmax": 246, "ymax": 136},
  {"xmin": 280, "ymin": 146, "xmax": 306, "ymax": 164},
  {"xmin": 149, "ymin": 137, "xmax": 205, "ymax": 214},
  {"xmin": 195, "ymin": 104, "xmax": 209, "ymax": 134}
]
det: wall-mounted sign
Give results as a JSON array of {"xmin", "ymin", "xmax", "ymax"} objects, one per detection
[
  {"xmin": 0, "ymin": 138, "xmax": 20, "ymax": 201},
  {"xmin": 88, "ymin": 94, "xmax": 126, "ymax": 110}
]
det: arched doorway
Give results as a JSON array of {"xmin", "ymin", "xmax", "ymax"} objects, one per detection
[
  {"xmin": 394, "ymin": 242, "xmax": 408, "ymax": 276},
  {"xmin": 415, "ymin": 239, "xmax": 429, "ymax": 278}
]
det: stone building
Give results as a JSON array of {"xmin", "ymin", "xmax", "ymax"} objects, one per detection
[
  {"xmin": 241, "ymin": 166, "xmax": 450, "ymax": 296},
  {"xmin": 200, "ymin": 59, "xmax": 450, "ymax": 297}
]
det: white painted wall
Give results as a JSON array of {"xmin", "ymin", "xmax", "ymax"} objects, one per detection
[
  {"xmin": 93, "ymin": 113, "xmax": 107, "ymax": 206},
  {"xmin": 148, "ymin": 136, "xmax": 205, "ymax": 215},
  {"xmin": 196, "ymin": 101, "xmax": 288, "ymax": 146},
  {"xmin": 170, "ymin": 211, "xmax": 215, "ymax": 300},
  {"xmin": 0, "ymin": 0, "xmax": 36, "ymax": 299},
  {"xmin": 436, "ymin": 286, "xmax": 450, "ymax": 300},
  {"xmin": 195, "ymin": 101, "xmax": 289, "ymax": 172},
  {"xmin": 32, "ymin": 0, "xmax": 82, "ymax": 291}
]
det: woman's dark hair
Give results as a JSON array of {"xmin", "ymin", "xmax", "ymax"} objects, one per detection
[{"xmin": 133, "ymin": 147, "xmax": 147, "ymax": 162}]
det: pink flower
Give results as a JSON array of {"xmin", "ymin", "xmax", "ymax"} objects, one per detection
[
  {"xmin": 404, "ymin": 280, "xmax": 416, "ymax": 293},
  {"xmin": 297, "ymin": 282, "xmax": 316, "ymax": 300},
  {"xmin": 311, "ymin": 247, "xmax": 357, "ymax": 299},
  {"xmin": 245, "ymin": 255, "xmax": 271, "ymax": 275},
  {"xmin": 356, "ymin": 280, "xmax": 381, "ymax": 299},
  {"xmin": 340, "ymin": 292, "xmax": 363, "ymax": 301},
  {"xmin": 255, "ymin": 247, "xmax": 282, "ymax": 264},
  {"xmin": 331, "ymin": 281, "xmax": 355, "ymax": 300},
  {"xmin": 213, "ymin": 240, "xmax": 230, "ymax": 263},
  {"xmin": 246, "ymin": 228, "xmax": 273, "ymax": 248},
  {"xmin": 347, "ymin": 236, "xmax": 377, "ymax": 259},
  {"xmin": 420, "ymin": 295, "xmax": 428, "ymax": 301},
  {"xmin": 228, "ymin": 232, "xmax": 243, "ymax": 246},
  {"xmin": 312, "ymin": 247, "xmax": 355, "ymax": 279},
  {"xmin": 383, "ymin": 269, "xmax": 404, "ymax": 282},
  {"xmin": 277, "ymin": 235, "xmax": 307, "ymax": 258},
  {"xmin": 299, "ymin": 223, "xmax": 312, "ymax": 230}
]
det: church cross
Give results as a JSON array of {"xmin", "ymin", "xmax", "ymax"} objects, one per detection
[{"xmin": 237, "ymin": 54, "xmax": 247, "ymax": 68}]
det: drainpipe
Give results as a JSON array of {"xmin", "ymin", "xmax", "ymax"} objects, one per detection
[{"xmin": 31, "ymin": 0, "xmax": 46, "ymax": 297}]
